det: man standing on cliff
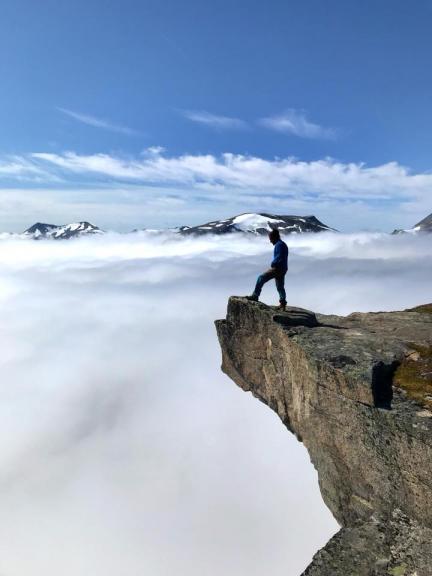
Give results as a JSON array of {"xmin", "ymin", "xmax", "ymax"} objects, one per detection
[{"xmin": 246, "ymin": 228, "xmax": 288, "ymax": 310}]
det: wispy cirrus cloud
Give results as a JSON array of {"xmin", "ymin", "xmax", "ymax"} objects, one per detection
[
  {"xmin": 182, "ymin": 108, "xmax": 337, "ymax": 138},
  {"xmin": 28, "ymin": 150, "xmax": 427, "ymax": 202},
  {"xmin": 182, "ymin": 110, "xmax": 248, "ymax": 130},
  {"xmin": 58, "ymin": 108, "xmax": 138, "ymax": 136},
  {"xmin": 0, "ymin": 155, "xmax": 61, "ymax": 183},
  {"xmin": 259, "ymin": 109, "xmax": 337, "ymax": 140}
]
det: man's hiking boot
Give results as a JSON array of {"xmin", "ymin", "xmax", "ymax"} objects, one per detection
[
  {"xmin": 277, "ymin": 302, "xmax": 287, "ymax": 311},
  {"xmin": 245, "ymin": 294, "xmax": 258, "ymax": 302}
]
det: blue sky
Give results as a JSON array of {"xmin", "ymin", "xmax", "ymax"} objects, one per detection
[{"xmin": 0, "ymin": 0, "xmax": 431, "ymax": 231}]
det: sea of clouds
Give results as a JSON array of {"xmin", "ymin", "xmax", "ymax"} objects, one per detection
[{"xmin": 0, "ymin": 230, "xmax": 430, "ymax": 576}]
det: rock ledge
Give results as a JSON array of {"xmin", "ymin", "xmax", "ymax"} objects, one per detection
[{"xmin": 215, "ymin": 297, "xmax": 432, "ymax": 575}]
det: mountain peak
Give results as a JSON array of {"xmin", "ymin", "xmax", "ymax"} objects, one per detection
[
  {"xmin": 414, "ymin": 212, "xmax": 432, "ymax": 231},
  {"xmin": 392, "ymin": 211, "xmax": 432, "ymax": 234},
  {"xmin": 23, "ymin": 221, "xmax": 103, "ymax": 239},
  {"xmin": 179, "ymin": 212, "xmax": 336, "ymax": 236}
]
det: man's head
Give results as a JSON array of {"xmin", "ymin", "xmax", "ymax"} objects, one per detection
[{"xmin": 268, "ymin": 228, "xmax": 280, "ymax": 245}]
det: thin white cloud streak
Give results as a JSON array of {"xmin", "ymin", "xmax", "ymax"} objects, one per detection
[
  {"xmin": 182, "ymin": 109, "xmax": 335, "ymax": 138},
  {"xmin": 182, "ymin": 110, "xmax": 248, "ymax": 130},
  {"xmin": 259, "ymin": 109, "xmax": 337, "ymax": 139},
  {"xmin": 0, "ymin": 232, "xmax": 431, "ymax": 575},
  {"xmin": 58, "ymin": 107, "xmax": 138, "ymax": 136}
]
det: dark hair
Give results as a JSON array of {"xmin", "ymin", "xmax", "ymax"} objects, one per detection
[{"xmin": 268, "ymin": 228, "xmax": 280, "ymax": 241}]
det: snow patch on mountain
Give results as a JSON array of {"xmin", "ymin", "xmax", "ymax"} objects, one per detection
[{"xmin": 231, "ymin": 214, "xmax": 286, "ymax": 232}]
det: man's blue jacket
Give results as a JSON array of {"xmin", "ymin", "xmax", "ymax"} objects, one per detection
[{"xmin": 271, "ymin": 239, "xmax": 288, "ymax": 273}]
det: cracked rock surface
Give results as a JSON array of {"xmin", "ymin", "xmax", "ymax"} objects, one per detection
[{"xmin": 215, "ymin": 297, "xmax": 432, "ymax": 575}]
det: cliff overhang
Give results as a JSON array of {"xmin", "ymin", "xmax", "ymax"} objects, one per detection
[{"xmin": 215, "ymin": 297, "xmax": 432, "ymax": 575}]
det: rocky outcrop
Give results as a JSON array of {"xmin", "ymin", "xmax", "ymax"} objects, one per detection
[{"xmin": 215, "ymin": 298, "xmax": 432, "ymax": 575}]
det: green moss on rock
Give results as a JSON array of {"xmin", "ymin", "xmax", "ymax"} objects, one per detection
[
  {"xmin": 387, "ymin": 563, "xmax": 407, "ymax": 576},
  {"xmin": 394, "ymin": 344, "xmax": 432, "ymax": 409},
  {"xmin": 406, "ymin": 303, "xmax": 432, "ymax": 314}
]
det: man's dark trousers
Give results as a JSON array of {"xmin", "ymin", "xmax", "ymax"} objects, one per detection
[{"xmin": 253, "ymin": 267, "xmax": 287, "ymax": 305}]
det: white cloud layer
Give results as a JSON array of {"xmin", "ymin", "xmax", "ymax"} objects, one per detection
[
  {"xmin": 259, "ymin": 109, "xmax": 337, "ymax": 139},
  {"xmin": 19, "ymin": 150, "xmax": 432, "ymax": 201},
  {"xmin": 0, "ymin": 231, "xmax": 431, "ymax": 576},
  {"xmin": 58, "ymin": 107, "xmax": 138, "ymax": 135},
  {"xmin": 0, "ymin": 149, "xmax": 431, "ymax": 231}
]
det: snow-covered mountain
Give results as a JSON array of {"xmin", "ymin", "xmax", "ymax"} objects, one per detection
[
  {"xmin": 23, "ymin": 221, "xmax": 104, "ymax": 239},
  {"xmin": 179, "ymin": 213, "xmax": 336, "ymax": 236},
  {"xmin": 392, "ymin": 212, "xmax": 432, "ymax": 235}
]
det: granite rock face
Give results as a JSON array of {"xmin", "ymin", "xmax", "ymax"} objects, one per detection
[{"xmin": 215, "ymin": 298, "xmax": 432, "ymax": 575}]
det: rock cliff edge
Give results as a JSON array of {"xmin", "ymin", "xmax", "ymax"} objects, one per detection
[{"xmin": 215, "ymin": 298, "xmax": 432, "ymax": 575}]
